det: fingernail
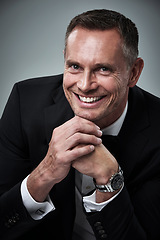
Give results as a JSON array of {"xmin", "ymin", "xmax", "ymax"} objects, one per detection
[
  {"xmin": 97, "ymin": 130, "xmax": 103, "ymax": 136},
  {"xmin": 97, "ymin": 138, "xmax": 102, "ymax": 144},
  {"xmin": 90, "ymin": 145, "xmax": 95, "ymax": 151}
]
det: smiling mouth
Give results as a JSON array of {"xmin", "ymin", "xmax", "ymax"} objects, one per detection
[{"xmin": 77, "ymin": 94, "xmax": 105, "ymax": 103}]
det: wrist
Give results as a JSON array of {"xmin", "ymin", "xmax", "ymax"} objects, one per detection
[
  {"xmin": 27, "ymin": 165, "xmax": 56, "ymax": 202},
  {"xmin": 96, "ymin": 189, "xmax": 120, "ymax": 203},
  {"xmin": 94, "ymin": 162, "xmax": 119, "ymax": 185},
  {"xmin": 93, "ymin": 165, "xmax": 124, "ymax": 193}
]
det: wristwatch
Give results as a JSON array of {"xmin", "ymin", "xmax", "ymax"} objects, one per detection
[{"xmin": 93, "ymin": 166, "xmax": 124, "ymax": 192}]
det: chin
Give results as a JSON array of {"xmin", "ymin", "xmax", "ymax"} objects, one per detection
[{"xmin": 74, "ymin": 110, "xmax": 100, "ymax": 122}]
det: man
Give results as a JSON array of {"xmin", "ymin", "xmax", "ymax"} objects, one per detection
[{"xmin": 0, "ymin": 9, "xmax": 160, "ymax": 240}]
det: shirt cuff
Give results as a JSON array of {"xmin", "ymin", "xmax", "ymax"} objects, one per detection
[
  {"xmin": 21, "ymin": 175, "xmax": 55, "ymax": 220},
  {"xmin": 83, "ymin": 184, "xmax": 124, "ymax": 213}
]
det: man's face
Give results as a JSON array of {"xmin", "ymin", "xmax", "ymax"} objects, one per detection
[{"xmin": 63, "ymin": 28, "xmax": 131, "ymax": 128}]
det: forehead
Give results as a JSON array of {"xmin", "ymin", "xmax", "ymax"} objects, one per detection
[
  {"xmin": 65, "ymin": 28, "xmax": 124, "ymax": 64},
  {"xmin": 67, "ymin": 27, "xmax": 122, "ymax": 42}
]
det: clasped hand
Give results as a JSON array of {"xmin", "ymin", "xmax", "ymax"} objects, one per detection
[{"xmin": 27, "ymin": 116, "xmax": 118, "ymax": 202}]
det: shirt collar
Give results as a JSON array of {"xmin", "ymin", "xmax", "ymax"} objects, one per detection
[{"xmin": 102, "ymin": 102, "xmax": 128, "ymax": 136}]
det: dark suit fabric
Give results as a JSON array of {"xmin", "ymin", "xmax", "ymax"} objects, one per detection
[{"xmin": 0, "ymin": 74, "xmax": 160, "ymax": 240}]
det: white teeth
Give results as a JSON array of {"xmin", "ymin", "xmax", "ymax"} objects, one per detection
[{"xmin": 79, "ymin": 96, "xmax": 101, "ymax": 103}]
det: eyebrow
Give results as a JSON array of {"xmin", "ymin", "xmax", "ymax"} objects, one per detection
[{"xmin": 65, "ymin": 60, "xmax": 80, "ymax": 66}]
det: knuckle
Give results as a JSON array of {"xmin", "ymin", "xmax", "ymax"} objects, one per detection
[
  {"xmin": 90, "ymin": 135, "xmax": 96, "ymax": 142},
  {"xmin": 71, "ymin": 151, "xmax": 79, "ymax": 160},
  {"xmin": 54, "ymin": 151, "xmax": 64, "ymax": 162},
  {"xmin": 71, "ymin": 145, "xmax": 92, "ymax": 160},
  {"xmin": 74, "ymin": 133, "xmax": 81, "ymax": 143},
  {"xmin": 55, "ymin": 150, "xmax": 71, "ymax": 164},
  {"xmin": 73, "ymin": 121, "xmax": 81, "ymax": 132},
  {"xmin": 73, "ymin": 116, "xmax": 86, "ymax": 131},
  {"xmin": 51, "ymin": 129, "xmax": 58, "ymax": 142},
  {"xmin": 71, "ymin": 147, "xmax": 83, "ymax": 160},
  {"xmin": 52, "ymin": 127, "xmax": 58, "ymax": 135},
  {"xmin": 87, "ymin": 135, "xmax": 98, "ymax": 145}
]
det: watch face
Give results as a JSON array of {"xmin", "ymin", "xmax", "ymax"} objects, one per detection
[{"xmin": 111, "ymin": 174, "xmax": 124, "ymax": 190}]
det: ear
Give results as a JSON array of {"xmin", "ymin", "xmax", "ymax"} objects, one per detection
[{"xmin": 128, "ymin": 58, "xmax": 144, "ymax": 88}]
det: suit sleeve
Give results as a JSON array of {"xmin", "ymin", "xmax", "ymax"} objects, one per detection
[
  {"xmin": 0, "ymin": 84, "xmax": 40, "ymax": 239},
  {"xmin": 86, "ymin": 175, "xmax": 160, "ymax": 240}
]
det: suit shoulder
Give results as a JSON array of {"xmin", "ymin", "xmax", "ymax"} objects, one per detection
[
  {"xmin": 140, "ymin": 87, "xmax": 160, "ymax": 108},
  {"xmin": 129, "ymin": 86, "xmax": 160, "ymax": 129},
  {"xmin": 16, "ymin": 74, "xmax": 63, "ymax": 90},
  {"xmin": 138, "ymin": 87, "xmax": 160, "ymax": 130},
  {"xmin": 11, "ymin": 74, "xmax": 64, "ymax": 107}
]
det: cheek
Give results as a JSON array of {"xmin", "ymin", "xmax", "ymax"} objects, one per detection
[
  {"xmin": 101, "ymin": 76, "xmax": 128, "ymax": 104},
  {"xmin": 63, "ymin": 73, "xmax": 77, "ymax": 90},
  {"xmin": 105, "ymin": 74, "xmax": 128, "ymax": 92},
  {"xmin": 63, "ymin": 73, "xmax": 77, "ymax": 104},
  {"xmin": 100, "ymin": 77, "xmax": 120, "ymax": 94}
]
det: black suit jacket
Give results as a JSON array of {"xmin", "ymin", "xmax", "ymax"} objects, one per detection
[{"xmin": 0, "ymin": 74, "xmax": 160, "ymax": 240}]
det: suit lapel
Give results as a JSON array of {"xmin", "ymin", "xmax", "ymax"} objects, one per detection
[
  {"xmin": 120, "ymin": 86, "xmax": 149, "ymax": 136},
  {"xmin": 118, "ymin": 86, "xmax": 150, "ymax": 183},
  {"xmin": 44, "ymin": 84, "xmax": 74, "ymax": 144}
]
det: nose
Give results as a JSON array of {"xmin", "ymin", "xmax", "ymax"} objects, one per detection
[{"xmin": 77, "ymin": 71, "xmax": 98, "ymax": 92}]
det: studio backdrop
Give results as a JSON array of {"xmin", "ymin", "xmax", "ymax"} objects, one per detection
[{"xmin": 0, "ymin": 0, "xmax": 159, "ymax": 116}]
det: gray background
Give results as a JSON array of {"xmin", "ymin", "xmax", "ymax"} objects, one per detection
[{"xmin": 0, "ymin": 0, "xmax": 159, "ymax": 116}]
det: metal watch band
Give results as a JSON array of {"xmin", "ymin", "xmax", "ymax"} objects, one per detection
[{"xmin": 93, "ymin": 165, "xmax": 124, "ymax": 192}]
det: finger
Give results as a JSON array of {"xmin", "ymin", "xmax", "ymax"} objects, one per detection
[
  {"xmin": 66, "ymin": 132, "xmax": 102, "ymax": 150},
  {"xmin": 65, "ymin": 116, "xmax": 102, "ymax": 139},
  {"xmin": 66, "ymin": 144, "xmax": 95, "ymax": 162},
  {"xmin": 49, "ymin": 116, "xmax": 102, "ymax": 155}
]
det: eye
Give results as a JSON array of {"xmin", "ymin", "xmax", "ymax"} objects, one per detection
[
  {"xmin": 100, "ymin": 67, "xmax": 109, "ymax": 72},
  {"xmin": 72, "ymin": 64, "xmax": 80, "ymax": 70},
  {"xmin": 97, "ymin": 65, "xmax": 113, "ymax": 76},
  {"xmin": 67, "ymin": 63, "xmax": 83, "ymax": 74}
]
